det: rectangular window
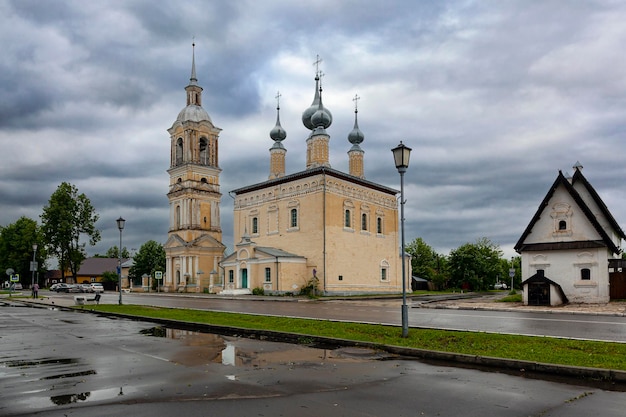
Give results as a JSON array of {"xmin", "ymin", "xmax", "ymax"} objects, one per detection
[
  {"xmin": 361, "ymin": 213, "xmax": 368, "ymax": 231},
  {"xmin": 344, "ymin": 210, "xmax": 351, "ymax": 228},
  {"xmin": 377, "ymin": 217, "xmax": 383, "ymax": 234},
  {"xmin": 338, "ymin": 275, "xmax": 343, "ymax": 281},
  {"xmin": 228, "ymin": 270, "xmax": 234, "ymax": 283},
  {"xmin": 381, "ymin": 268, "xmax": 387, "ymax": 281},
  {"xmin": 265, "ymin": 267, "xmax": 271, "ymax": 283},
  {"xmin": 581, "ymin": 268, "xmax": 591, "ymax": 280},
  {"xmin": 252, "ymin": 217, "xmax": 258, "ymax": 234}
]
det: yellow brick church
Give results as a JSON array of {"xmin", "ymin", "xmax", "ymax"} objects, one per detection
[{"xmin": 164, "ymin": 48, "xmax": 407, "ymax": 295}]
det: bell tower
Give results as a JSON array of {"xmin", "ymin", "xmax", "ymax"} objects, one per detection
[{"xmin": 164, "ymin": 43, "xmax": 225, "ymax": 292}]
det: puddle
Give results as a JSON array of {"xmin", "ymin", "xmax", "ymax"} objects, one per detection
[
  {"xmin": 1, "ymin": 358, "xmax": 79, "ymax": 368},
  {"xmin": 139, "ymin": 325, "xmax": 396, "ymax": 368}
]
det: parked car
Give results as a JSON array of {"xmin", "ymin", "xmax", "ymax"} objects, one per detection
[
  {"xmin": 12, "ymin": 283, "xmax": 23, "ymax": 290},
  {"xmin": 494, "ymin": 282, "xmax": 508, "ymax": 290},
  {"xmin": 90, "ymin": 283, "xmax": 104, "ymax": 293},
  {"xmin": 54, "ymin": 283, "xmax": 69, "ymax": 292},
  {"xmin": 68, "ymin": 284, "xmax": 82, "ymax": 293},
  {"xmin": 50, "ymin": 283, "xmax": 62, "ymax": 291},
  {"xmin": 79, "ymin": 284, "xmax": 93, "ymax": 293}
]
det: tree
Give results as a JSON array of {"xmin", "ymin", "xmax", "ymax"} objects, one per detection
[
  {"xmin": 406, "ymin": 237, "xmax": 438, "ymax": 280},
  {"xmin": 40, "ymin": 182, "xmax": 101, "ymax": 281},
  {"xmin": 129, "ymin": 240, "xmax": 165, "ymax": 284},
  {"xmin": 405, "ymin": 237, "xmax": 449, "ymax": 289},
  {"xmin": 94, "ymin": 246, "xmax": 130, "ymax": 258},
  {"xmin": 0, "ymin": 217, "xmax": 46, "ymax": 287},
  {"xmin": 448, "ymin": 237, "xmax": 503, "ymax": 291}
]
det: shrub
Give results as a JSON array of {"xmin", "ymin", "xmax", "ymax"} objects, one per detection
[{"xmin": 252, "ymin": 287, "xmax": 265, "ymax": 296}]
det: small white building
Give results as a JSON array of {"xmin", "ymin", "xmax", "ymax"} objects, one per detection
[{"xmin": 514, "ymin": 163, "xmax": 626, "ymax": 305}]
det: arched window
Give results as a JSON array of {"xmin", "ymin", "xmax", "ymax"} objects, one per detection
[
  {"xmin": 344, "ymin": 209, "xmax": 351, "ymax": 228},
  {"xmin": 581, "ymin": 268, "xmax": 591, "ymax": 280},
  {"xmin": 559, "ymin": 220, "xmax": 567, "ymax": 230},
  {"xmin": 176, "ymin": 138, "xmax": 183, "ymax": 165},
  {"xmin": 199, "ymin": 138, "xmax": 208, "ymax": 165},
  {"xmin": 361, "ymin": 213, "xmax": 368, "ymax": 231},
  {"xmin": 290, "ymin": 208, "xmax": 298, "ymax": 228},
  {"xmin": 175, "ymin": 205, "xmax": 181, "ymax": 229},
  {"xmin": 380, "ymin": 260, "xmax": 390, "ymax": 281}
]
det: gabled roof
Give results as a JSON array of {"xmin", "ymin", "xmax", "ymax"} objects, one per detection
[
  {"xmin": 521, "ymin": 271, "xmax": 569, "ymax": 304},
  {"xmin": 571, "ymin": 168, "xmax": 626, "ymax": 240},
  {"xmin": 515, "ymin": 168, "xmax": 624, "ymax": 254},
  {"xmin": 78, "ymin": 257, "xmax": 129, "ymax": 275},
  {"xmin": 231, "ymin": 166, "xmax": 398, "ymax": 196},
  {"xmin": 255, "ymin": 247, "xmax": 304, "ymax": 258},
  {"xmin": 220, "ymin": 245, "xmax": 304, "ymax": 263}
]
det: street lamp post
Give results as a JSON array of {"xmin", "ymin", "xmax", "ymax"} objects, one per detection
[
  {"xmin": 116, "ymin": 217, "xmax": 125, "ymax": 305},
  {"xmin": 392, "ymin": 141, "xmax": 412, "ymax": 338},
  {"xmin": 30, "ymin": 244, "xmax": 38, "ymax": 294}
]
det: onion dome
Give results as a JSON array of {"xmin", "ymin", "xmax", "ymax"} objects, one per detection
[
  {"xmin": 348, "ymin": 107, "xmax": 364, "ymax": 146},
  {"xmin": 270, "ymin": 94, "xmax": 287, "ymax": 142},
  {"xmin": 302, "ymin": 74, "xmax": 333, "ymax": 130},
  {"xmin": 310, "ymin": 87, "xmax": 332, "ymax": 130}
]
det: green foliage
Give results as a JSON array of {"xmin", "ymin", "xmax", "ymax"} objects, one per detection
[
  {"xmin": 448, "ymin": 237, "xmax": 503, "ymax": 291},
  {"xmin": 101, "ymin": 271, "xmax": 119, "ymax": 283},
  {"xmin": 497, "ymin": 293, "xmax": 522, "ymax": 303},
  {"xmin": 40, "ymin": 182, "xmax": 100, "ymax": 280},
  {"xmin": 252, "ymin": 287, "xmax": 265, "ymax": 296},
  {"xmin": 0, "ymin": 217, "xmax": 46, "ymax": 286},
  {"xmin": 405, "ymin": 237, "xmax": 448, "ymax": 289},
  {"xmin": 300, "ymin": 276, "xmax": 320, "ymax": 297},
  {"xmin": 129, "ymin": 240, "xmax": 165, "ymax": 281},
  {"xmin": 95, "ymin": 246, "xmax": 130, "ymax": 258}
]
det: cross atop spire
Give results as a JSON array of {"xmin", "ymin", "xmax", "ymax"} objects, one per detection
[
  {"xmin": 275, "ymin": 91, "xmax": 282, "ymax": 110},
  {"xmin": 313, "ymin": 54, "xmax": 323, "ymax": 76},
  {"xmin": 353, "ymin": 94, "xmax": 360, "ymax": 112}
]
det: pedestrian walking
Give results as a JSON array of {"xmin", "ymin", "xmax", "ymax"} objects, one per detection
[{"xmin": 32, "ymin": 283, "xmax": 39, "ymax": 299}]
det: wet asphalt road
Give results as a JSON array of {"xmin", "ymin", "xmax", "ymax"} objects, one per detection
[
  {"xmin": 2, "ymin": 302, "xmax": 626, "ymax": 417},
  {"xmin": 71, "ymin": 291, "xmax": 626, "ymax": 343}
]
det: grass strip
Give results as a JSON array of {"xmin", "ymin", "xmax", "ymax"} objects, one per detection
[{"xmin": 86, "ymin": 304, "xmax": 626, "ymax": 371}]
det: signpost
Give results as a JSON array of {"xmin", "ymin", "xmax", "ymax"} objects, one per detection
[
  {"xmin": 155, "ymin": 271, "xmax": 163, "ymax": 293},
  {"xmin": 509, "ymin": 268, "xmax": 516, "ymax": 292}
]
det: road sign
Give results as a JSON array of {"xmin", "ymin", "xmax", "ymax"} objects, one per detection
[
  {"xmin": 155, "ymin": 271, "xmax": 163, "ymax": 280},
  {"xmin": 30, "ymin": 261, "xmax": 38, "ymax": 271},
  {"xmin": 10, "ymin": 274, "xmax": 19, "ymax": 282},
  {"xmin": 509, "ymin": 268, "xmax": 515, "ymax": 278}
]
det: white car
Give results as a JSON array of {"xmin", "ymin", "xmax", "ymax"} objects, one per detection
[
  {"xmin": 494, "ymin": 282, "xmax": 508, "ymax": 290},
  {"xmin": 90, "ymin": 283, "xmax": 104, "ymax": 293}
]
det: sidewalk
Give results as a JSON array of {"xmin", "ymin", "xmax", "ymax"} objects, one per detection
[{"xmin": 418, "ymin": 293, "xmax": 626, "ymax": 316}]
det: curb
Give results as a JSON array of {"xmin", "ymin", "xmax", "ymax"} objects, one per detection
[{"xmin": 12, "ymin": 298, "xmax": 626, "ymax": 391}]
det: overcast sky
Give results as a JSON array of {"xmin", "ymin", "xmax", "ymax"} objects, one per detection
[{"xmin": 2, "ymin": 0, "xmax": 626, "ymax": 264}]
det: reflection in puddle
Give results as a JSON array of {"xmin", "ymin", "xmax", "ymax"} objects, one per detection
[
  {"xmin": 50, "ymin": 391, "xmax": 91, "ymax": 405},
  {"xmin": 139, "ymin": 326, "xmax": 395, "ymax": 368}
]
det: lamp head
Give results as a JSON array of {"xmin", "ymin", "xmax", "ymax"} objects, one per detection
[
  {"xmin": 116, "ymin": 217, "xmax": 126, "ymax": 231},
  {"xmin": 392, "ymin": 141, "xmax": 412, "ymax": 172}
]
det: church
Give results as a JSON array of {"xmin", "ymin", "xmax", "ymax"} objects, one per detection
[{"xmin": 164, "ymin": 48, "xmax": 407, "ymax": 295}]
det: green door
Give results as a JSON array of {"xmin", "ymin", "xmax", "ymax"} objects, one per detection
[{"xmin": 241, "ymin": 268, "xmax": 248, "ymax": 288}]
